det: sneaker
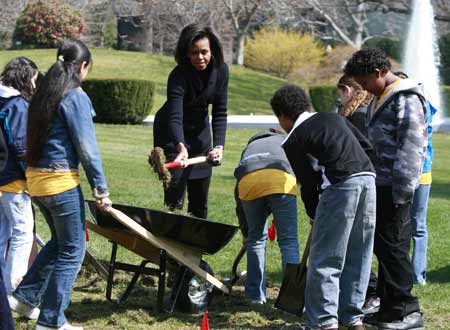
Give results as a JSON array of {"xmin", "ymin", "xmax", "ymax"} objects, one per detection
[
  {"xmin": 246, "ymin": 298, "xmax": 266, "ymax": 305},
  {"xmin": 340, "ymin": 320, "xmax": 366, "ymax": 330},
  {"xmin": 346, "ymin": 325, "xmax": 366, "ymax": 330},
  {"xmin": 7, "ymin": 294, "xmax": 40, "ymax": 320},
  {"xmin": 363, "ymin": 296, "xmax": 380, "ymax": 314},
  {"xmin": 37, "ymin": 323, "xmax": 84, "ymax": 330},
  {"xmin": 301, "ymin": 324, "xmax": 339, "ymax": 330},
  {"xmin": 377, "ymin": 312, "xmax": 424, "ymax": 330}
]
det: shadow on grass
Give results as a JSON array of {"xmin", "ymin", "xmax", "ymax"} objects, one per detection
[
  {"xmin": 153, "ymin": 292, "xmax": 303, "ymax": 330},
  {"xmin": 427, "ymin": 264, "xmax": 450, "ymax": 284},
  {"xmin": 67, "ymin": 280, "xmax": 302, "ymax": 329},
  {"xmin": 430, "ymin": 181, "xmax": 450, "ymax": 200}
]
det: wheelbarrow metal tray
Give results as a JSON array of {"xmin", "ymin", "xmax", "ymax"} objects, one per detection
[{"xmin": 86, "ymin": 201, "xmax": 239, "ymax": 255}]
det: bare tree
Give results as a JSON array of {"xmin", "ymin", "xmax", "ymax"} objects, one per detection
[
  {"xmin": 0, "ymin": 0, "xmax": 28, "ymax": 48},
  {"xmin": 221, "ymin": 0, "xmax": 267, "ymax": 65},
  {"xmin": 273, "ymin": 0, "xmax": 450, "ymax": 50}
]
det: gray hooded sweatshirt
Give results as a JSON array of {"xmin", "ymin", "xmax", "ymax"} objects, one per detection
[{"xmin": 366, "ymin": 78, "xmax": 428, "ymax": 205}]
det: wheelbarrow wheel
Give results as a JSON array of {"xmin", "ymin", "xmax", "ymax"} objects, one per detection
[{"xmin": 176, "ymin": 260, "xmax": 214, "ymax": 313}]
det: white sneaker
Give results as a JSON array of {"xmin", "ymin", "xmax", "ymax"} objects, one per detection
[
  {"xmin": 37, "ymin": 323, "xmax": 84, "ymax": 330},
  {"xmin": 7, "ymin": 294, "xmax": 40, "ymax": 320}
]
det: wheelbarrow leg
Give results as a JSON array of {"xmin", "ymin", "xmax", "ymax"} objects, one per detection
[
  {"xmin": 168, "ymin": 266, "xmax": 189, "ymax": 313},
  {"xmin": 106, "ymin": 241, "xmax": 118, "ymax": 302},
  {"xmin": 118, "ymin": 260, "xmax": 150, "ymax": 304},
  {"xmin": 157, "ymin": 249, "xmax": 167, "ymax": 313}
]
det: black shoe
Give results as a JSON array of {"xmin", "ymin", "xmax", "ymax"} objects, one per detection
[
  {"xmin": 363, "ymin": 312, "xmax": 379, "ymax": 326},
  {"xmin": 377, "ymin": 312, "xmax": 424, "ymax": 330}
]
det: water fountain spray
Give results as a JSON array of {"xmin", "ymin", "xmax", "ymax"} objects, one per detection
[{"xmin": 403, "ymin": 0, "xmax": 445, "ymax": 125}]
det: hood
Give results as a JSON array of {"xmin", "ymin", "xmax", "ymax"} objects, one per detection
[
  {"xmin": 376, "ymin": 78, "xmax": 425, "ymax": 111},
  {"xmin": 0, "ymin": 84, "xmax": 20, "ymax": 99}
]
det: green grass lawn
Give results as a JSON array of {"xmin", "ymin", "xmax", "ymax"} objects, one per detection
[
  {"xmin": 0, "ymin": 48, "xmax": 285, "ymax": 116},
  {"xmin": 13, "ymin": 126, "xmax": 450, "ymax": 330}
]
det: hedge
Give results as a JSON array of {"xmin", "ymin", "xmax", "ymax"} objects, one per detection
[
  {"xmin": 440, "ymin": 86, "xmax": 450, "ymax": 117},
  {"xmin": 309, "ymin": 85, "xmax": 450, "ymax": 116},
  {"xmin": 82, "ymin": 79, "xmax": 155, "ymax": 124},
  {"xmin": 309, "ymin": 85, "xmax": 338, "ymax": 113},
  {"xmin": 363, "ymin": 37, "xmax": 402, "ymax": 62}
]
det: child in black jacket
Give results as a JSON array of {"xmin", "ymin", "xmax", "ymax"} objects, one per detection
[{"xmin": 271, "ymin": 85, "xmax": 376, "ymax": 330}]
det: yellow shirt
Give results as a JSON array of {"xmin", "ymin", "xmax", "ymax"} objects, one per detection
[
  {"xmin": 0, "ymin": 180, "xmax": 27, "ymax": 194},
  {"xmin": 26, "ymin": 168, "xmax": 80, "ymax": 197},
  {"xmin": 238, "ymin": 168, "xmax": 297, "ymax": 201},
  {"xmin": 420, "ymin": 172, "xmax": 432, "ymax": 185},
  {"xmin": 374, "ymin": 79, "xmax": 403, "ymax": 113}
]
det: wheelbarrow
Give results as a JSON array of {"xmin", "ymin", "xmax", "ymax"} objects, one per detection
[{"xmin": 85, "ymin": 200, "xmax": 239, "ymax": 313}]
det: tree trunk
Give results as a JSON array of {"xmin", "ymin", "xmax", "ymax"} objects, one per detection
[
  {"xmin": 143, "ymin": 18, "xmax": 153, "ymax": 53},
  {"xmin": 234, "ymin": 33, "xmax": 246, "ymax": 65},
  {"xmin": 159, "ymin": 36, "xmax": 164, "ymax": 54}
]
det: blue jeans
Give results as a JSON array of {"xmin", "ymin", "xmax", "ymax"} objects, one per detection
[
  {"xmin": 0, "ymin": 266, "xmax": 14, "ymax": 330},
  {"xmin": 0, "ymin": 192, "xmax": 34, "ymax": 293},
  {"xmin": 241, "ymin": 194, "xmax": 299, "ymax": 301},
  {"xmin": 305, "ymin": 175, "xmax": 376, "ymax": 328},
  {"xmin": 13, "ymin": 186, "xmax": 86, "ymax": 328},
  {"xmin": 411, "ymin": 184, "xmax": 431, "ymax": 285}
]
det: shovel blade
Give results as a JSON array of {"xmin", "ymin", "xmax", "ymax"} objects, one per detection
[{"xmin": 274, "ymin": 262, "xmax": 307, "ymax": 316}]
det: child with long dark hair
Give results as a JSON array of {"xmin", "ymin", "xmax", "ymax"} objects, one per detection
[
  {"xmin": 8, "ymin": 39, "xmax": 112, "ymax": 330},
  {"xmin": 153, "ymin": 23, "xmax": 228, "ymax": 219},
  {"xmin": 0, "ymin": 57, "xmax": 39, "ymax": 295}
]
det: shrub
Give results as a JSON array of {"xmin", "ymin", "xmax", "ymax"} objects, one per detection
[
  {"xmin": 309, "ymin": 85, "xmax": 339, "ymax": 113},
  {"xmin": 440, "ymin": 86, "xmax": 450, "ymax": 117},
  {"xmin": 103, "ymin": 17, "xmax": 117, "ymax": 48},
  {"xmin": 244, "ymin": 27, "xmax": 325, "ymax": 79},
  {"xmin": 14, "ymin": 0, "xmax": 84, "ymax": 48},
  {"xmin": 439, "ymin": 33, "xmax": 450, "ymax": 85},
  {"xmin": 363, "ymin": 37, "xmax": 402, "ymax": 62},
  {"xmin": 82, "ymin": 79, "xmax": 155, "ymax": 124}
]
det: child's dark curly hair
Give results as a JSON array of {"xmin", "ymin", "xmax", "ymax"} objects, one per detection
[
  {"xmin": 0, "ymin": 57, "xmax": 38, "ymax": 101},
  {"xmin": 344, "ymin": 48, "xmax": 391, "ymax": 76},
  {"xmin": 270, "ymin": 84, "xmax": 312, "ymax": 121}
]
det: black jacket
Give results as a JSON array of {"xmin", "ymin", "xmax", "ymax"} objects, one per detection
[
  {"xmin": 153, "ymin": 63, "xmax": 228, "ymax": 178},
  {"xmin": 282, "ymin": 112, "xmax": 374, "ymax": 219}
]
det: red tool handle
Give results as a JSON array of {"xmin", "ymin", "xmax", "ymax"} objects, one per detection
[
  {"xmin": 165, "ymin": 161, "xmax": 183, "ymax": 169},
  {"xmin": 164, "ymin": 156, "xmax": 208, "ymax": 169},
  {"xmin": 268, "ymin": 219, "xmax": 276, "ymax": 241}
]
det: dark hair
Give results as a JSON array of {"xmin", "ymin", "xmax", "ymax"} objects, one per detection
[
  {"xmin": 270, "ymin": 84, "xmax": 312, "ymax": 121},
  {"xmin": 0, "ymin": 57, "xmax": 38, "ymax": 101},
  {"xmin": 26, "ymin": 39, "xmax": 92, "ymax": 165},
  {"xmin": 175, "ymin": 24, "xmax": 224, "ymax": 67},
  {"xmin": 344, "ymin": 48, "xmax": 391, "ymax": 76},
  {"xmin": 394, "ymin": 71, "xmax": 409, "ymax": 79}
]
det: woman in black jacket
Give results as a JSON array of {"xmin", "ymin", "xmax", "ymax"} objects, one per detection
[{"xmin": 153, "ymin": 24, "xmax": 228, "ymax": 219}]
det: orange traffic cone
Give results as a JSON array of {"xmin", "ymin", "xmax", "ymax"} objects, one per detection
[
  {"xmin": 268, "ymin": 219, "xmax": 276, "ymax": 241},
  {"xmin": 201, "ymin": 310, "xmax": 210, "ymax": 330}
]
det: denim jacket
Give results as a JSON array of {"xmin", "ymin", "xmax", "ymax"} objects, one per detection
[
  {"xmin": 0, "ymin": 96, "xmax": 28, "ymax": 186},
  {"xmin": 32, "ymin": 87, "xmax": 109, "ymax": 198}
]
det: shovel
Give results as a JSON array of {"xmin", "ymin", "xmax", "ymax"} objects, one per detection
[{"xmin": 274, "ymin": 228, "xmax": 311, "ymax": 316}]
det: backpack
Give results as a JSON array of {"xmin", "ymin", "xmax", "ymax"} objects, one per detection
[{"xmin": 0, "ymin": 97, "xmax": 25, "ymax": 173}]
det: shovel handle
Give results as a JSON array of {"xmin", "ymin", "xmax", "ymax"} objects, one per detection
[{"xmin": 164, "ymin": 156, "xmax": 208, "ymax": 169}]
